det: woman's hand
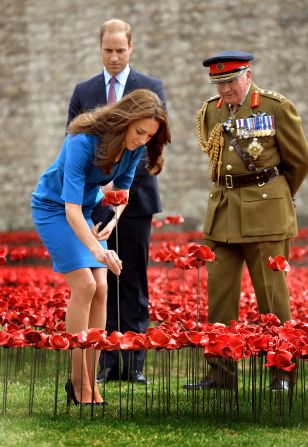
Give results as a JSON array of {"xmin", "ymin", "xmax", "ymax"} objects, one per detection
[
  {"xmin": 95, "ymin": 248, "xmax": 122, "ymax": 276},
  {"xmin": 91, "ymin": 218, "xmax": 116, "ymax": 240}
]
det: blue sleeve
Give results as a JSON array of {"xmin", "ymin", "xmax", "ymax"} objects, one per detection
[
  {"xmin": 113, "ymin": 147, "xmax": 144, "ymax": 189},
  {"xmin": 61, "ymin": 134, "xmax": 94, "ymax": 204}
]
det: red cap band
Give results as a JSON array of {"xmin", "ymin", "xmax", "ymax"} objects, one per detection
[{"xmin": 209, "ymin": 60, "xmax": 250, "ymax": 75}]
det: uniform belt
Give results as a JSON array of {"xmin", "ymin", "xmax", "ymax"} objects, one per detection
[{"xmin": 219, "ymin": 164, "xmax": 285, "ymax": 189}]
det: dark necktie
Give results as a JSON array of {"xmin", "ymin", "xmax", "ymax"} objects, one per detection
[
  {"xmin": 230, "ymin": 104, "xmax": 239, "ymax": 115},
  {"xmin": 107, "ymin": 77, "xmax": 117, "ymax": 103}
]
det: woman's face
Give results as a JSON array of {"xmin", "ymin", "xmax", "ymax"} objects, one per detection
[{"xmin": 124, "ymin": 118, "xmax": 159, "ymax": 150}]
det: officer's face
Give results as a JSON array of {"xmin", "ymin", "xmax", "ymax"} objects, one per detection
[
  {"xmin": 100, "ymin": 31, "xmax": 132, "ymax": 76},
  {"xmin": 216, "ymin": 70, "xmax": 252, "ymax": 105}
]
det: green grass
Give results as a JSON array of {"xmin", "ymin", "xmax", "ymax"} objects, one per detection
[
  {"xmin": 0, "ymin": 405, "xmax": 308, "ymax": 447},
  {"xmin": 0, "ymin": 348, "xmax": 307, "ymax": 447}
]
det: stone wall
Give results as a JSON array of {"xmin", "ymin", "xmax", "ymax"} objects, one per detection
[{"xmin": 1, "ymin": 0, "xmax": 307, "ymax": 231}]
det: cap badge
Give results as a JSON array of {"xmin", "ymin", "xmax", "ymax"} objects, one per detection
[{"xmin": 216, "ymin": 63, "xmax": 224, "ymax": 71}]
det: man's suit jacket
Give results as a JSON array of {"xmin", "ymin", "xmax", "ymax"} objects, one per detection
[{"xmin": 67, "ymin": 67, "xmax": 167, "ymax": 217}]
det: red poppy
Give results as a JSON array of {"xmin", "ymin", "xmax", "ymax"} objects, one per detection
[
  {"xmin": 106, "ymin": 331, "xmax": 123, "ymax": 350},
  {"xmin": 267, "ymin": 255, "xmax": 290, "ymax": 272},
  {"xmin": 47, "ymin": 334, "xmax": 70, "ymax": 350},
  {"xmin": 85, "ymin": 328, "xmax": 106, "ymax": 345},
  {"xmin": 174, "ymin": 257, "xmax": 193, "ymax": 270},
  {"xmin": 0, "ymin": 331, "xmax": 14, "ymax": 347},
  {"xmin": 10, "ymin": 247, "xmax": 28, "ymax": 262},
  {"xmin": 102, "ymin": 190, "xmax": 128, "ymax": 206},
  {"xmin": 146, "ymin": 329, "xmax": 171, "ymax": 348},
  {"xmin": 265, "ymin": 349, "xmax": 297, "ymax": 372},
  {"xmin": 260, "ymin": 313, "xmax": 281, "ymax": 327},
  {"xmin": 0, "ymin": 245, "xmax": 8, "ymax": 265},
  {"xmin": 119, "ymin": 331, "xmax": 146, "ymax": 350},
  {"xmin": 152, "ymin": 218, "xmax": 164, "ymax": 229},
  {"xmin": 187, "ymin": 243, "xmax": 215, "ymax": 266},
  {"xmin": 23, "ymin": 329, "xmax": 47, "ymax": 348},
  {"xmin": 163, "ymin": 215, "xmax": 184, "ymax": 225}
]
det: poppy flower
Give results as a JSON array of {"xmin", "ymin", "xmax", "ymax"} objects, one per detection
[
  {"xmin": 163, "ymin": 215, "xmax": 184, "ymax": 225},
  {"xmin": 187, "ymin": 243, "xmax": 215, "ymax": 266},
  {"xmin": 10, "ymin": 247, "xmax": 28, "ymax": 262},
  {"xmin": 173, "ymin": 257, "xmax": 193, "ymax": 270},
  {"xmin": 0, "ymin": 245, "xmax": 8, "ymax": 265},
  {"xmin": 102, "ymin": 190, "xmax": 128, "ymax": 206},
  {"xmin": 0, "ymin": 331, "xmax": 14, "ymax": 347},
  {"xmin": 267, "ymin": 255, "xmax": 290, "ymax": 272},
  {"xmin": 85, "ymin": 328, "xmax": 106, "ymax": 345},
  {"xmin": 152, "ymin": 218, "xmax": 164, "ymax": 229},
  {"xmin": 119, "ymin": 331, "xmax": 146, "ymax": 350},
  {"xmin": 23, "ymin": 329, "xmax": 47, "ymax": 348},
  {"xmin": 47, "ymin": 334, "xmax": 70, "ymax": 350},
  {"xmin": 106, "ymin": 331, "xmax": 123, "ymax": 350},
  {"xmin": 146, "ymin": 329, "xmax": 171, "ymax": 348},
  {"xmin": 265, "ymin": 349, "xmax": 297, "ymax": 372}
]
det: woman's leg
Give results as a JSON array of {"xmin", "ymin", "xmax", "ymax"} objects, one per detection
[
  {"xmin": 86, "ymin": 268, "xmax": 108, "ymax": 403},
  {"xmin": 65, "ymin": 268, "xmax": 97, "ymax": 403}
]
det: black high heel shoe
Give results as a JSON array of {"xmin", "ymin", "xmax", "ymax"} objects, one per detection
[
  {"xmin": 65, "ymin": 379, "xmax": 85, "ymax": 406},
  {"xmin": 65, "ymin": 380, "xmax": 108, "ymax": 406}
]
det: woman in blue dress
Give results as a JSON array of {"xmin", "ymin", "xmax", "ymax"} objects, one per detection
[{"xmin": 31, "ymin": 89, "xmax": 171, "ymax": 405}]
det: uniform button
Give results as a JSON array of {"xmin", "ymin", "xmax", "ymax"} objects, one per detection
[
  {"xmin": 210, "ymin": 193, "xmax": 213, "ymax": 198},
  {"xmin": 262, "ymin": 193, "xmax": 268, "ymax": 199},
  {"xmin": 229, "ymin": 145, "xmax": 234, "ymax": 151},
  {"xmin": 226, "ymin": 164, "xmax": 232, "ymax": 171}
]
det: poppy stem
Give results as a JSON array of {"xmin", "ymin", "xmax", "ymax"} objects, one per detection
[
  {"xmin": 271, "ymin": 273, "xmax": 276, "ymax": 312},
  {"xmin": 53, "ymin": 350, "xmax": 60, "ymax": 418},
  {"xmin": 115, "ymin": 207, "xmax": 120, "ymax": 332},
  {"xmin": 196, "ymin": 264, "xmax": 201, "ymax": 330}
]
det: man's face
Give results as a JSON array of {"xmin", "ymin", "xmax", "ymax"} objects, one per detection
[
  {"xmin": 100, "ymin": 31, "xmax": 132, "ymax": 76},
  {"xmin": 216, "ymin": 70, "xmax": 252, "ymax": 105}
]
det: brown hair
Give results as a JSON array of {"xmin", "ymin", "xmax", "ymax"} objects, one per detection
[
  {"xmin": 99, "ymin": 19, "xmax": 132, "ymax": 44},
  {"xmin": 67, "ymin": 89, "xmax": 171, "ymax": 175}
]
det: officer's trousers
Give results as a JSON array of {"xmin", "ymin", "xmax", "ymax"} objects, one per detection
[{"xmin": 204, "ymin": 238, "xmax": 291, "ymax": 325}]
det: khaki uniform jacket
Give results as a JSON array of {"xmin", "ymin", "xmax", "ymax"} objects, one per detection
[{"xmin": 201, "ymin": 83, "xmax": 308, "ymax": 243}]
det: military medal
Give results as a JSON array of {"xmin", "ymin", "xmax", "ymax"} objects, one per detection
[
  {"xmin": 236, "ymin": 118, "xmax": 251, "ymax": 138},
  {"xmin": 247, "ymin": 138, "xmax": 264, "ymax": 160},
  {"xmin": 223, "ymin": 117, "xmax": 233, "ymax": 131}
]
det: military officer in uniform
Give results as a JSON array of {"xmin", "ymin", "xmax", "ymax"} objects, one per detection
[{"xmin": 185, "ymin": 50, "xmax": 308, "ymax": 392}]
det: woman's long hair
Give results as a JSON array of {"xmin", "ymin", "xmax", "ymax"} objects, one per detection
[{"xmin": 67, "ymin": 89, "xmax": 171, "ymax": 175}]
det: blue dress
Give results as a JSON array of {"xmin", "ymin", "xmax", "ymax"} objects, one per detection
[{"xmin": 31, "ymin": 133, "xmax": 144, "ymax": 273}]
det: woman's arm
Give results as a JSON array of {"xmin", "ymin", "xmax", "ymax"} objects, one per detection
[{"xmin": 65, "ymin": 202, "xmax": 122, "ymax": 275}]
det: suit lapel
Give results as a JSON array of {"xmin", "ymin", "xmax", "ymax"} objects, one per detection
[
  {"xmin": 95, "ymin": 72, "xmax": 107, "ymax": 105},
  {"xmin": 123, "ymin": 68, "xmax": 137, "ymax": 95}
]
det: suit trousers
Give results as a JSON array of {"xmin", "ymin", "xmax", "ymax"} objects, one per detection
[
  {"xmin": 204, "ymin": 238, "xmax": 291, "ymax": 325},
  {"xmin": 99, "ymin": 214, "xmax": 152, "ymax": 374}
]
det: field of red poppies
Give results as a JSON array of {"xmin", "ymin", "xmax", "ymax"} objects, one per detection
[{"xmin": 0, "ymin": 221, "xmax": 307, "ymax": 421}]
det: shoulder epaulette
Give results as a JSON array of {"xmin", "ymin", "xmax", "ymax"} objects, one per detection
[
  {"xmin": 259, "ymin": 89, "xmax": 286, "ymax": 102},
  {"xmin": 206, "ymin": 94, "xmax": 220, "ymax": 103}
]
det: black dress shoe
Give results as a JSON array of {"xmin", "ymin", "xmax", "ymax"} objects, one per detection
[
  {"xmin": 269, "ymin": 379, "xmax": 290, "ymax": 392},
  {"xmin": 96, "ymin": 367, "xmax": 118, "ymax": 383},
  {"xmin": 122, "ymin": 370, "xmax": 149, "ymax": 385},
  {"xmin": 183, "ymin": 377, "xmax": 234, "ymax": 390}
]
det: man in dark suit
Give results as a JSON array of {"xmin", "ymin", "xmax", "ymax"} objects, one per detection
[{"xmin": 67, "ymin": 19, "xmax": 167, "ymax": 384}]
